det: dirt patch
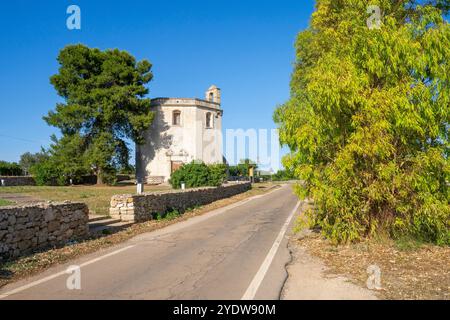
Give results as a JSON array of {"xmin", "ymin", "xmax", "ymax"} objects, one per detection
[
  {"xmin": 0, "ymin": 194, "xmax": 40, "ymax": 205},
  {"xmin": 0, "ymin": 183, "xmax": 280, "ymax": 288},
  {"xmin": 283, "ymin": 239, "xmax": 378, "ymax": 300},
  {"xmin": 295, "ymin": 232, "xmax": 450, "ymax": 300}
]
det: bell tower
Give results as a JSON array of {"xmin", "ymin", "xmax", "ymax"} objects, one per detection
[{"xmin": 205, "ymin": 85, "xmax": 221, "ymax": 104}]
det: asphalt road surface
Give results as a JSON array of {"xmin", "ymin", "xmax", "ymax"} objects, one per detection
[{"xmin": 0, "ymin": 184, "xmax": 301, "ymax": 300}]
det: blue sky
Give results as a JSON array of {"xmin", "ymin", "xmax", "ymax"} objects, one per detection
[{"xmin": 0, "ymin": 0, "xmax": 314, "ymax": 165}]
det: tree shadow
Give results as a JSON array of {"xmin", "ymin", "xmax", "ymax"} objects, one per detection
[
  {"xmin": 137, "ymin": 108, "xmax": 173, "ymax": 180},
  {"xmin": 0, "ymin": 268, "xmax": 14, "ymax": 280}
]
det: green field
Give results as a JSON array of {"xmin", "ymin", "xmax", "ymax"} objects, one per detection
[{"xmin": 0, "ymin": 185, "xmax": 171, "ymax": 216}]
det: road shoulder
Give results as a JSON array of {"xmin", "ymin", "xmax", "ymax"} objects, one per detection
[{"xmin": 282, "ymin": 235, "xmax": 378, "ymax": 300}]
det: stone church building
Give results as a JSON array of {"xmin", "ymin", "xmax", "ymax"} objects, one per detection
[{"xmin": 136, "ymin": 85, "xmax": 224, "ymax": 184}]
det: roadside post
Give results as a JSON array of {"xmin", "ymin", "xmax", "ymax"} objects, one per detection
[
  {"xmin": 249, "ymin": 165, "xmax": 255, "ymax": 183},
  {"xmin": 136, "ymin": 144, "xmax": 144, "ymax": 195},
  {"xmin": 137, "ymin": 177, "xmax": 144, "ymax": 195}
]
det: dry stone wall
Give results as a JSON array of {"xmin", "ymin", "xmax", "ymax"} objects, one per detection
[
  {"xmin": 0, "ymin": 176, "xmax": 36, "ymax": 186},
  {"xmin": 110, "ymin": 182, "xmax": 252, "ymax": 222},
  {"xmin": 0, "ymin": 202, "xmax": 89, "ymax": 261}
]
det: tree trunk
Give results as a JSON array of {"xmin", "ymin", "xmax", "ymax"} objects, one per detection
[{"xmin": 96, "ymin": 168, "xmax": 104, "ymax": 185}]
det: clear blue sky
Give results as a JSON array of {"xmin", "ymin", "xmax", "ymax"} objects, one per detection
[{"xmin": 0, "ymin": 0, "xmax": 314, "ymax": 165}]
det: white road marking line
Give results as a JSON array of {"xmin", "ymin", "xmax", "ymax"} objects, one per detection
[
  {"xmin": 0, "ymin": 245, "xmax": 135, "ymax": 299},
  {"xmin": 241, "ymin": 200, "xmax": 301, "ymax": 300}
]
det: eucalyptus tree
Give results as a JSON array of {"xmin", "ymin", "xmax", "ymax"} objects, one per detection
[{"xmin": 275, "ymin": 0, "xmax": 449, "ymax": 244}]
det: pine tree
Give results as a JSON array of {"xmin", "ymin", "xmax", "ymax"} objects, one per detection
[{"xmin": 45, "ymin": 44, "xmax": 154, "ymax": 184}]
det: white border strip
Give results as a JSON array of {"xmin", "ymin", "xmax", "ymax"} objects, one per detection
[{"xmin": 241, "ymin": 201, "xmax": 301, "ymax": 300}]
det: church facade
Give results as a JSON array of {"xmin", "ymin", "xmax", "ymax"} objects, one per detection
[{"xmin": 136, "ymin": 86, "xmax": 224, "ymax": 184}]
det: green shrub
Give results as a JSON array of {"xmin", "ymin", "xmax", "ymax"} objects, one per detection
[
  {"xmin": 0, "ymin": 161, "xmax": 23, "ymax": 176},
  {"xmin": 272, "ymin": 170, "xmax": 295, "ymax": 181},
  {"xmin": 228, "ymin": 159, "xmax": 258, "ymax": 177},
  {"xmin": 30, "ymin": 161, "xmax": 66, "ymax": 186},
  {"xmin": 98, "ymin": 166, "xmax": 118, "ymax": 186},
  {"xmin": 156, "ymin": 209, "xmax": 181, "ymax": 221},
  {"xmin": 208, "ymin": 164, "xmax": 228, "ymax": 186},
  {"xmin": 169, "ymin": 162, "xmax": 210, "ymax": 189},
  {"xmin": 169, "ymin": 162, "xmax": 228, "ymax": 189}
]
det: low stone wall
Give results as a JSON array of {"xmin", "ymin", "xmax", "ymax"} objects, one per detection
[
  {"xmin": 147, "ymin": 176, "xmax": 165, "ymax": 185},
  {"xmin": 0, "ymin": 176, "xmax": 36, "ymax": 186},
  {"xmin": 0, "ymin": 202, "xmax": 89, "ymax": 261},
  {"xmin": 110, "ymin": 182, "xmax": 252, "ymax": 222}
]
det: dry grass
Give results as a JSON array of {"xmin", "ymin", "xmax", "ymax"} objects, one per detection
[
  {"xmin": 0, "ymin": 184, "xmax": 171, "ymax": 216},
  {"xmin": 0, "ymin": 183, "xmax": 280, "ymax": 288},
  {"xmin": 296, "ymin": 232, "xmax": 450, "ymax": 300}
]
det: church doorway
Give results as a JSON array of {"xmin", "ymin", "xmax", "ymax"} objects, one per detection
[{"xmin": 171, "ymin": 161, "xmax": 184, "ymax": 173}]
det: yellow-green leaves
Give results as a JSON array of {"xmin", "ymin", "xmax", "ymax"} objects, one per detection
[{"xmin": 275, "ymin": 0, "xmax": 450, "ymax": 244}]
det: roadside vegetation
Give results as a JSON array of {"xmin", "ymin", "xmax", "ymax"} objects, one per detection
[
  {"xmin": 169, "ymin": 162, "xmax": 228, "ymax": 189},
  {"xmin": 0, "ymin": 161, "xmax": 23, "ymax": 176},
  {"xmin": 228, "ymin": 159, "xmax": 258, "ymax": 177},
  {"xmin": 268, "ymin": 170, "xmax": 296, "ymax": 182},
  {"xmin": 275, "ymin": 0, "xmax": 449, "ymax": 245}
]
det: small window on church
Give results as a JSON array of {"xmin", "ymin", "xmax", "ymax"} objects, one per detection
[
  {"xmin": 209, "ymin": 92, "xmax": 214, "ymax": 102},
  {"xmin": 206, "ymin": 112, "xmax": 213, "ymax": 129},
  {"xmin": 173, "ymin": 110, "xmax": 181, "ymax": 126}
]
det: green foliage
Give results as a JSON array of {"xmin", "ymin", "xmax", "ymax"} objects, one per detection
[
  {"xmin": 30, "ymin": 134, "xmax": 90, "ymax": 186},
  {"xmin": 156, "ymin": 209, "xmax": 181, "ymax": 221},
  {"xmin": 0, "ymin": 161, "xmax": 23, "ymax": 176},
  {"xmin": 31, "ymin": 160, "xmax": 66, "ymax": 186},
  {"xmin": 169, "ymin": 162, "xmax": 227, "ymax": 189},
  {"xmin": 119, "ymin": 164, "xmax": 135, "ymax": 175},
  {"xmin": 19, "ymin": 151, "xmax": 49, "ymax": 175},
  {"xmin": 44, "ymin": 44, "xmax": 154, "ymax": 184},
  {"xmin": 208, "ymin": 163, "xmax": 228, "ymax": 186},
  {"xmin": 98, "ymin": 165, "xmax": 118, "ymax": 186},
  {"xmin": 272, "ymin": 170, "xmax": 295, "ymax": 181},
  {"xmin": 229, "ymin": 159, "xmax": 258, "ymax": 177},
  {"xmin": 394, "ymin": 236, "xmax": 425, "ymax": 252},
  {"xmin": 274, "ymin": 1, "xmax": 450, "ymax": 245},
  {"xmin": 169, "ymin": 162, "xmax": 210, "ymax": 189}
]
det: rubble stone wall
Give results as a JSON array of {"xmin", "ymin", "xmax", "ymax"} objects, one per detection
[
  {"xmin": 110, "ymin": 182, "xmax": 252, "ymax": 222},
  {"xmin": 0, "ymin": 202, "xmax": 89, "ymax": 260}
]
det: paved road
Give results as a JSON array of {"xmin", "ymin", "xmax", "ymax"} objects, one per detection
[{"xmin": 0, "ymin": 185, "xmax": 301, "ymax": 300}]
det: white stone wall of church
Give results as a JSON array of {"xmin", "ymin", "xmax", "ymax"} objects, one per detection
[
  {"xmin": 198, "ymin": 108, "xmax": 223, "ymax": 164},
  {"xmin": 139, "ymin": 105, "xmax": 223, "ymax": 183}
]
